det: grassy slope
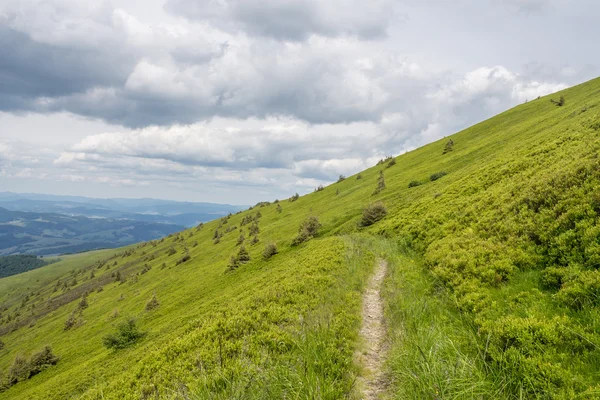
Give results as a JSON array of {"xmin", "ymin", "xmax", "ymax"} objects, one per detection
[{"xmin": 1, "ymin": 77, "xmax": 600, "ymax": 399}]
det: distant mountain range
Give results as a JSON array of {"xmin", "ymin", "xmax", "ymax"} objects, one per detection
[{"xmin": 0, "ymin": 192, "xmax": 246, "ymax": 255}]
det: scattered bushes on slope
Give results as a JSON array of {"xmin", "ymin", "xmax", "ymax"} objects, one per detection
[
  {"xmin": 292, "ymin": 216, "xmax": 321, "ymax": 246},
  {"xmin": 103, "ymin": 319, "xmax": 146, "ymax": 350},
  {"xmin": 361, "ymin": 202, "xmax": 388, "ymax": 226}
]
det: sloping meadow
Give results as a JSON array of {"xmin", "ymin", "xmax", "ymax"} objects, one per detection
[{"xmin": 1, "ymin": 77, "xmax": 600, "ymax": 398}]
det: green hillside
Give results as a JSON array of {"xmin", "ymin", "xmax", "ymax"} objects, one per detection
[{"xmin": 1, "ymin": 77, "xmax": 600, "ymax": 399}]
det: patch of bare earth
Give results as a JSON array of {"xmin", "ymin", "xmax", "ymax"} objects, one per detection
[{"xmin": 357, "ymin": 259, "xmax": 388, "ymax": 399}]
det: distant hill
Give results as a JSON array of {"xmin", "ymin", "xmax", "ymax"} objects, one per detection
[
  {"xmin": 0, "ymin": 207, "xmax": 184, "ymax": 256},
  {"xmin": 0, "ymin": 193, "xmax": 246, "ymax": 227},
  {"xmin": 1, "ymin": 79, "xmax": 600, "ymax": 399}
]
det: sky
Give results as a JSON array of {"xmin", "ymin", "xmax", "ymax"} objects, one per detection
[{"xmin": 0, "ymin": 0, "xmax": 598, "ymax": 204}]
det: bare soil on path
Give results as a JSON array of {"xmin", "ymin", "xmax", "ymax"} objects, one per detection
[{"xmin": 357, "ymin": 259, "xmax": 388, "ymax": 400}]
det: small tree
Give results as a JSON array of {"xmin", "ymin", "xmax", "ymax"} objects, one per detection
[
  {"xmin": 373, "ymin": 170, "xmax": 386, "ymax": 195},
  {"xmin": 237, "ymin": 233, "xmax": 245, "ymax": 246},
  {"xmin": 276, "ymin": 204, "xmax": 283, "ymax": 213},
  {"xmin": 292, "ymin": 216, "xmax": 321, "ymax": 246},
  {"xmin": 145, "ymin": 294, "xmax": 160, "ymax": 311},
  {"xmin": 227, "ymin": 255, "xmax": 239, "ymax": 271},
  {"xmin": 289, "ymin": 193, "xmax": 300, "ymax": 202},
  {"xmin": 263, "ymin": 243, "xmax": 278, "ymax": 260},
  {"xmin": 28, "ymin": 346, "xmax": 59, "ymax": 377},
  {"xmin": 443, "ymin": 139, "xmax": 454, "ymax": 154},
  {"xmin": 102, "ymin": 319, "xmax": 146, "ymax": 350},
  {"xmin": 249, "ymin": 222, "xmax": 260, "ymax": 236},
  {"xmin": 237, "ymin": 245, "xmax": 251, "ymax": 263},
  {"xmin": 337, "ymin": 175, "xmax": 346, "ymax": 183},
  {"xmin": 361, "ymin": 202, "xmax": 388, "ymax": 226},
  {"xmin": 6, "ymin": 354, "xmax": 29, "ymax": 385},
  {"xmin": 356, "ymin": 173, "xmax": 363, "ymax": 180},
  {"xmin": 250, "ymin": 234, "xmax": 260, "ymax": 245},
  {"xmin": 315, "ymin": 185, "xmax": 324, "ymax": 192},
  {"xmin": 78, "ymin": 293, "xmax": 89, "ymax": 310},
  {"xmin": 387, "ymin": 158, "xmax": 396, "ymax": 168}
]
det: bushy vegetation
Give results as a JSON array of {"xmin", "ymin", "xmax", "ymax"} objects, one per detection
[
  {"xmin": 263, "ymin": 243, "xmax": 278, "ymax": 260},
  {"xmin": 360, "ymin": 202, "xmax": 387, "ymax": 226},
  {"xmin": 1, "ymin": 80, "xmax": 600, "ymax": 399},
  {"xmin": 429, "ymin": 171, "xmax": 447, "ymax": 181},
  {"xmin": 291, "ymin": 216, "xmax": 321, "ymax": 246},
  {"xmin": 102, "ymin": 319, "xmax": 146, "ymax": 350},
  {"xmin": 0, "ymin": 346, "xmax": 58, "ymax": 392},
  {"xmin": 0, "ymin": 255, "xmax": 48, "ymax": 279},
  {"xmin": 408, "ymin": 180, "xmax": 422, "ymax": 188}
]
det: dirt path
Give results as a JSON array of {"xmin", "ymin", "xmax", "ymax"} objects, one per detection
[{"xmin": 357, "ymin": 259, "xmax": 388, "ymax": 400}]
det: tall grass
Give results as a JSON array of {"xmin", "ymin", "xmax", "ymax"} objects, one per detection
[{"xmin": 374, "ymin": 238, "xmax": 510, "ymax": 399}]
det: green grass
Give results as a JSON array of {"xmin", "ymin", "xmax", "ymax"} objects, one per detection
[{"xmin": 2, "ymin": 77, "xmax": 600, "ymax": 398}]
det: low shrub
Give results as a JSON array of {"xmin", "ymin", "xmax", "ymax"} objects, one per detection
[
  {"xmin": 292, "ymin": 216, "xmax": 321, "ymax": 246},
  {"xmin": 315, "ymin": 185, "xmax": 325, "ymax": 192},
  {"xmin": 387, "ymin": 158, "xmax": 396, "ymax": 168},
  {"xmin": 145, "ymin": 294, "xmax": 160, "ymax": 311},
  {"xmin": 166, "ymin": 247, "xmax": 176, "ymax": 256},
  {"xmin": 102, "ymin": 319, "xmax": 146, "ymax": 350},
  {"xmin": 408, "ymin": 180, "xmax": 422, "ymax": 188},
  {"xmin": 337, "ymin": 175, "xmax": 346, "ymax": 183},
  {"xmin": 555, "ymin": 270, "xmax": 600, "ymax": 309},
  {"xmin": 361, "ymin": 202, "xmax": 388, "ymax": 226},
  {"xmin": 430, "ymin": 171, "xmax": 447, "ymax": 181},
  {"xmin": 263, "ymin": 243, "xmax": 278, "ymax": 260},
  {"xmin": 356, "ymin": 173, "xmax": 363, "ymax": 180},
  {"xmin": 3, "ymin": 346, "xmax": 59, "ymax": 389},
  {"xmin": 176, "ymin": 254, "xmax": 191, "ymax": 265}
]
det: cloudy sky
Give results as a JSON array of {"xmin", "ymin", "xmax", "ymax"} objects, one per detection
[{"xmin": 0, "ymin": 0, "xmax": 598, "ymax": 204}]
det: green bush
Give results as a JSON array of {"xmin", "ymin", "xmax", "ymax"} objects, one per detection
[
  {"xmin": 356, "ymin": 173, "xmax": 363, "ymax": 180},
  {"xmin": 387, "ymin": 158, "xmax": 396, "ymax": 168},
  {"xmin": 337, "ymin": 175, "xmax": 346, "ymax": 182},
  {"xmin": 292, "ymin": 216, "xmax": 322, "ymax": 246},
  {"xmin": 176, "ymin": 254, "xmax": 191, "ymax": 265},
  {"xmin": 145, "ymin": 294, "xmax": 160, "ymax": 311},
  {"xmin": 102, "ymin": 319, "xmax": 146, "ymax": 350},
  {"xmin": 3, "ymin": 346, "xmax": 59, "ymax": 389},
  {"xmin": 237, "ymin": 245, "xmax": 250, "ymax": 263},
  {"xmin": 361, "ymin": 202, "xmax": 388, "ymax": 226},
  {"xmin": 556, "ymin": 270, "xmax": 600, "ymax": 309},
  {"xmin": 430, "ymin": 171, "xmax": 447, "ymax": 181},
  {"xmin": 408, "ymin": 180, "xmax": 422, "ymax": 188},
  {"xmin": 166, "ymin": 247, "xmax": 176, "ymax": 256},
  {"xmin": 28, "ymin": 346, "xmax": 59, "ymax": 377},
  {"xmin": 263, "ymin": 243, "xmax": 278, "ymax": 260}
]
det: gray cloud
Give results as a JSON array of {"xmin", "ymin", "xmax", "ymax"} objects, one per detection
[
  {"xmin": 164, "ymin": 0, "xmax": 396, "ymax": 41},
  {"xmin": 1, "ymin": 0, "xmax": 598, "ymax": 202}
]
